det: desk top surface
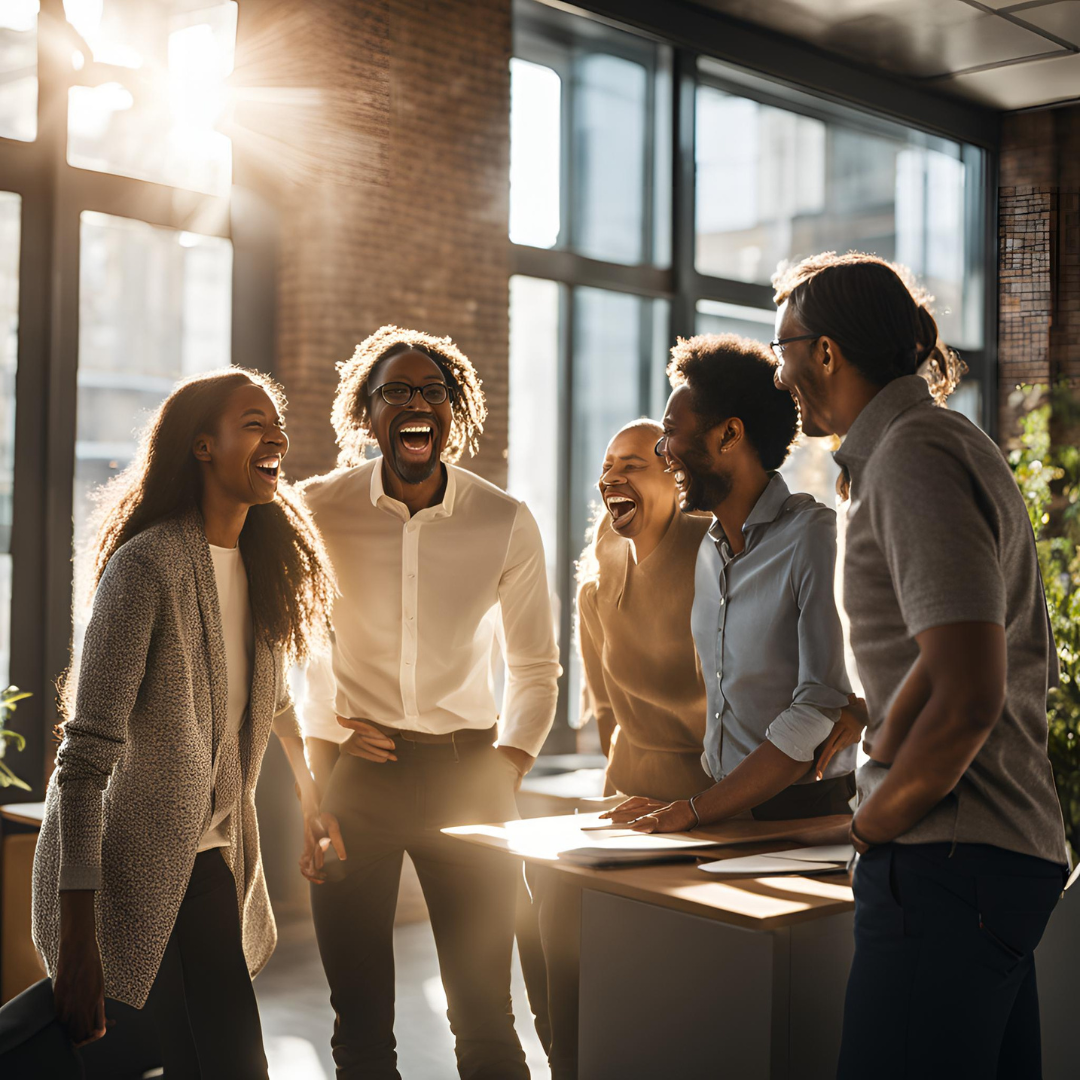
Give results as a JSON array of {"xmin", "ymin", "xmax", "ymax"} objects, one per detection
[
  {"xmin": 445, "ymin": 809, "xmax": 855, "ymax": 931},
  {"xmin": 0, "ymin": 802, "xmax": 45, "ymax": 827}
]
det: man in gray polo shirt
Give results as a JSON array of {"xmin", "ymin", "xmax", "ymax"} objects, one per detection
[{"xmin": 773, "ymin": 252, "xmax": 1068, "ymax": 1080}]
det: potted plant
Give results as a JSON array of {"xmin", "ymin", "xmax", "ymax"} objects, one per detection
[
  {"xmin": 0, "ymin": 685, "xmax": 31, "ymax": 791},
  {"xmin": 1008, "ymin": 383, "xmax": 1080, "ymax": 864}
]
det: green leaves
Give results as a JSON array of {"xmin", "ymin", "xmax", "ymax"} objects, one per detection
[
  {"xmin": 0, "ymin": 684, "xmax": 31, "ymax": 791},
  {"xmin": 1010, "ymin": 385, "xmax": 1080, "ymax": 862}
]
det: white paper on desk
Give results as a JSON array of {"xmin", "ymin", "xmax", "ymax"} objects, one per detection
[
  {"xmin": 560, "ymin": 833, "xmax": 724, "ymax": 866},
  {"xmin": 699, "ymin": 844, "xmax": 854, "ymax": 877}
]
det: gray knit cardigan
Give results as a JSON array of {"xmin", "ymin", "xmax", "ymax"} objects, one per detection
[{"xmin": 32, "ymin": 510, "xmax": 302, "ymax": 1008}]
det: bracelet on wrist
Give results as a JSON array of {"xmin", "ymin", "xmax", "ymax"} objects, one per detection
[{"xmin": 688, "ymin": 794, "xmax": 703, "ymax": 828}]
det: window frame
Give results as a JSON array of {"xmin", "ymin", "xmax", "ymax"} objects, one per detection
[
  {"xmin": 0, "ymin": 0, "xmax": 270, "ymax": 797},
  {"xmin": 510, "ymin": 0, "xmax": 1000, "ymax": 747}
]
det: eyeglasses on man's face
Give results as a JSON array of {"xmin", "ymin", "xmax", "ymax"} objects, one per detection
[
  {"xmin": 370, "ymin": 381, "xmax": 452, "ymax": 407},
  {"xmin": 769, "ymin": 334, "xmax": 819, "ymax": 363}
]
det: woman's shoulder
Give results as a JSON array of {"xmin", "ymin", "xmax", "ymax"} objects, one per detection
[{"xmin": 102, "ymin": 516, "xmax": 193, "ymax": 584}]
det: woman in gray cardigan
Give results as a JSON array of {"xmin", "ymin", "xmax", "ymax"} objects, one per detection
[{"xmin": 31, "ymin": 368, "xmax": 335, "ymax": 1078}]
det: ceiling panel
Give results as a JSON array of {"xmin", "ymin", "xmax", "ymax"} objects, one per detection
[
  {"xmin": 1012, "ymin": 2, "xmax": 1080, "ymax": 45},
  {"xmin": 692, "ymin": 0, "xmax": 1063, "ymax": 77},
  {"xmin": 686, "ymin": 0, "xmax": 1080, "ymax": 110},
  {"xmin": 944, "ymin": 49, "xmax": 1080, "ymax": 109}
]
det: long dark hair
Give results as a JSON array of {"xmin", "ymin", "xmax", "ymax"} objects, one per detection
[
  {"xmin": 772, "ymin": 251, "xmax": 965, "ymax": 400},
  {"xmin": 83, "ymin": 367, "xmax": 334, "ymax": 662}
]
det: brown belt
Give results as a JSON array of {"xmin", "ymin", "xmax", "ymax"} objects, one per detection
[{"xmin": 368, "ymin": 721, "xmax": 498, "ymax": 746}]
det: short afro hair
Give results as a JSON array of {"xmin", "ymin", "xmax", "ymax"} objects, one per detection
[
  {"xmin": 332, "ymin": 325, "xmax": 487, "ymax": 468},
  {"xmin": 666, "ymin": 333, "xmax": 798, "ymax": 472}
]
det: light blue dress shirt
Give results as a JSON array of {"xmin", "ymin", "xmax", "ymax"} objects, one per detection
[{"xmin": 691, "ymin": 472, "xmax": 854, "ymax": 784}]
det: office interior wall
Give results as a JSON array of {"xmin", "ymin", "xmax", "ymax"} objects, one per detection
[{"xmin": 998, "ymin": 105, "xmax": 1080, "ymax": 440}]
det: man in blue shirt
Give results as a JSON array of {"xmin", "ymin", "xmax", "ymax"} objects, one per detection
[{"xmin": 605, "ymin": 333, "xmax": 862, "ymax": 832}]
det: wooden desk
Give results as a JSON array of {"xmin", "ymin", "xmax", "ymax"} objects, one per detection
[
  {"xmin": 447, "ymin": 811, "xmax": 855, "ymax": 1080},
  {"xmin": 1, "ymin": 802, "xmax": 46, "ymax": 1003}
]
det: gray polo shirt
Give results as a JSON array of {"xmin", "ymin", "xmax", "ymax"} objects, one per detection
[
  {"xmin": 835, "ymin": 376, "xmax": 1067, "ymax": 865},
  {"xmin": 692, "ymin": 472, "xmax": 853, "ymax": 784}
]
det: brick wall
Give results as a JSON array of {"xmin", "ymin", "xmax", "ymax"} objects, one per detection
[
  {"xmin": 234, "ymin": 0, "xmax": 512, "ymax": 484},
  {"xmin": 998, "ymin": 107, "xmax": 1080, "ymax": 440}
]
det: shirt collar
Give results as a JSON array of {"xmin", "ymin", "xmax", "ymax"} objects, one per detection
[
  {"xmin": 707, "ymin": 472, "xmax": 792, "ymax": 544},
  {"xmin": 368, "ymin": 458, "xmax": 457, "ymax": 521},
  {"xmin": 834, "ymin": 375, "xmax": 933, "ymax": 470}
]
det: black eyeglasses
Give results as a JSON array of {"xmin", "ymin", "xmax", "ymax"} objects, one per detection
[
  {"xmin": 769, "ymin": 334, "xmax": 819, "ymax": 362},
  {"xmin": 370, "ymin": 381, "xmax": 452, "ymax": 407}
]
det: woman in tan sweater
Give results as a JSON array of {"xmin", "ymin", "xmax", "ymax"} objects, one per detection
[{"xmin": 577, "ymin": 418, "xmax": 712, "ymax": 802}]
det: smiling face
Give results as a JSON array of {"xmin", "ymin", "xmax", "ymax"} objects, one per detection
[
  {"xmin": 194, "ymin": 381, "xmax": 288, "ymax": 507},
  {"xmin": 367, "ymin": 348, "xmax": 453, "ymax": 485},
  {"xmin": 598, "ymin": 425, "xmax": 674, "ymax": 538},
  {"xmin": 772, "ymin": 300, "xmax": 834, "ymax": 438},
  {"xmin": 660, "ymin": 385, "xmax": 733, "ymax": 514}
]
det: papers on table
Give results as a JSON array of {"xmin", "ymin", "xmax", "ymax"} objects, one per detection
[
  {"xmin": 559, "ymin": 832, "xmax": 725, "ymax": 868},
  {"xmin": 444, "ymin": 812, "xmax": 724, "ymax": 867},
  {"xmin": 698, "ymin": 844, "xmax": 855, "ymax": 877}
]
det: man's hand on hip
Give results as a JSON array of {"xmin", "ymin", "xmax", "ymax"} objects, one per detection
[{"xmin": 337, "ymin": 716, "xmax": 398, "ymax": 762}]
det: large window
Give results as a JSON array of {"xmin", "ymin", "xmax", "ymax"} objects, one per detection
[
  {"xmin": 72, "ymin": 212, "xmax": 232, "ymax": 637},
  {"xmin": 508, "ymin": 0, "xmax": 992, "ymax": 745},
  {"xmin": 0, "ymin": 2, "xmax": 240, "ymax": 791},
  {"xmin": 0, "ymin": 192, "xmax": 20, "ymax": 688}
]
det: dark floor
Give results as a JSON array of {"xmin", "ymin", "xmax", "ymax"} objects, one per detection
[{"xmin": 255, "ymin": 910, "xmax": 551, "ymax": 1080}]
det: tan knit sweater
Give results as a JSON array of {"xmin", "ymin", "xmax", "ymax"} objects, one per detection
[{"xmin": 577, "ymin": 509, "xmax": 712, "ymax": 802}]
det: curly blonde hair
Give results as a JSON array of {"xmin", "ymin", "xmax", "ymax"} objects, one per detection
[{"xmin": 331, "ymin": 325, "xmax": 487, "ymax": 467}]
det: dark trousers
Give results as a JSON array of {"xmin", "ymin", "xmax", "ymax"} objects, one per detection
[
  {"xmin": 311, "ymin": 740, "xmax": 529, "ymax": 1080},
  {"xmin": 0, "ymin": 849, "xmax": 266, "ymax": 1080},
  {"xmin": 838, "ymin": 842, "xmax": 1066, "ymax": 1080},
  {"xmin": 133, "ymin": 847, "xmax": 268, "ymax": 1080}
]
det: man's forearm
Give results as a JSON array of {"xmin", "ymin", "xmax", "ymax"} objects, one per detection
[
  {"xmin": 305, "ymin": 737, "xmax": 342, "ymax": 799},
  {"xmin": 693, "ymin": 740, "xmax": 812, "ymax": 825},
  {"xmin": 855, "ymin": 694, "xmax": 991, "ymax": 843}
]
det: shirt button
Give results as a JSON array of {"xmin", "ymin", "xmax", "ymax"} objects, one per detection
[
  {"xmin": 719, "ymin": 597, "xmax": 725, "ymax": 606},
  {"xmin": 714, "ymin": 712, "xmax": 720, "ymax": 720}
]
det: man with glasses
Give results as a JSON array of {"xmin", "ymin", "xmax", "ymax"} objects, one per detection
[
  {"xmin": 772, "ymin": 253, "xmax": 1068, "ymax": 1079},
  {"xmin": 296, "ymin": 326, "xmax": 560, "ymax": 1080},
  {"xmin": 605, "ymin": 332, "xmax": 864, "ymax": 833}
]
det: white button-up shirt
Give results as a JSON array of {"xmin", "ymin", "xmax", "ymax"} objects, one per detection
[{"xmin": 298, "ymin": 459, "xmax": 561, "ymax": 757}]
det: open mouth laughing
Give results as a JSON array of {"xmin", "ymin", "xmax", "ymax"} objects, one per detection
[
  {"xmin": 253, "ymin": 455, "xmax": 280, "ymax": 486},
  {"xmin": 604, "ymin": 491, "xmax": 638, "ymax": 531},
  {"xmin": 396, "ymin": 419, "xmax": 437, "ymax": 461}
]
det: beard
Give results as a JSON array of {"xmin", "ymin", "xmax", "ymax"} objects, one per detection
[
  {"xmin": 390, "ymin": 443, "xmax": 440, "ymax": 484},
  {"xmin": 680, "ymin": 447, "xmax": 733, "ymax": 514}
]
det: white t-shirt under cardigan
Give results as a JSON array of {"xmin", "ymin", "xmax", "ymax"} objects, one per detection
[{"xmin": 197, "ymin": 543, "xmax": 255, "ymax": 852}]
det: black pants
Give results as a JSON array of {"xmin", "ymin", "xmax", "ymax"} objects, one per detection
[
  {"xmin": 311, "ymin": 740, "xmax": 529, "ymax": 1080},
  {"xmin": 134, "ymin": 847, "xmax": 268, "ymax": 1080},
  {"xmin": 838, "ymin": 842, "xmax": 1066, "ymax": 1080}
]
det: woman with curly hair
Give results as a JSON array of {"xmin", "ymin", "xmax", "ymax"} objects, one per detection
[
  {"xmin": 296, "ymin": 325, "xmax": 559, "ymax": 1080},
  {"xmin": 29, "ymin": 368, "xmax": 335, "ymax": 1079}
]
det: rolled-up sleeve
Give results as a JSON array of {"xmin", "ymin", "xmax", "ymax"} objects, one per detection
[
  {"xmin": 765, "ymin": 511, "xmax": 851, "ymax": 761},
  {"xmin": 497, "ymin": 502, "xmax": 562, "ymax": 757},
  {"xmin": 57, "ymin": 549, "xmax": 160, "ymax": 890}
]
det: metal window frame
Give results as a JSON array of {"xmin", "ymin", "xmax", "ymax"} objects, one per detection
[
  {"xmin": 511, "ymin": 0, "xmax": 1002, "ymax": 747},
  {"xmin": 0, "ymin": 0, "xmax": 268, "ymax": 798}
]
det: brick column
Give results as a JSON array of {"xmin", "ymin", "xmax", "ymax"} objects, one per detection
[
  {"xmin": 998, "ymin": 107, "xmax": 1080, "ymax": 441},
  {"xmin": 235, "ymin": 0, "xmax": 512, "ymax": 484}
]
